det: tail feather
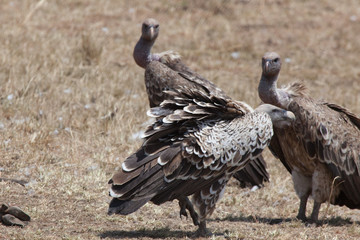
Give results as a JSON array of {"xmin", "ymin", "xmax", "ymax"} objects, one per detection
[
  {"xmin": 110, "ymin": 162, "xmax": 161, "ymax": 199},
  {"xmin": 122, "ymin": 148, "xmax": 161, "ymax": 172},
  {"xmin": 108, "ymin": 197, "xmax": 151, "ymax": 215}
]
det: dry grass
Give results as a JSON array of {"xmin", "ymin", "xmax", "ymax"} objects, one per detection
[{"xmin": 1, "ymin": 0, "xmax": 360, "ymax": 239}]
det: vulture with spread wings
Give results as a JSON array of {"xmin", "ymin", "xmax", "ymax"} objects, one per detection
[
  {"xmin": 108, "ymin": 62, "xmax": 295, "ymax": 235},
  {"xmin": 132, "ymin": 17, "xmax": 271, "ymax": 210},
  {"xmin": 258, "ymin": 52, "xmax": 360, "ymax": 223}
]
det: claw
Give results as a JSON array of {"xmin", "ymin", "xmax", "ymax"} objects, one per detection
[
  {"xmin": 178, "ymin": 197, "xmax": 199, "ymax": 226},
  {"xmin": 179, "ymin": 204, "xmax": 188, "ymax": 218},
  {"xmin": 192, "ymin": 221, "xmax": 212, "ymax": 237}
]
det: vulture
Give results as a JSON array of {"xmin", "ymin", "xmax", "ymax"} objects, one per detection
[
  {"xmin": 108, "ymin": 75, "xmax": 296, "ymax": 236},
  {"xmin": 132, "ymin": 18, "xmax": 271, "ymax": 221},
  {"xmin": 133, "ymin": 18, "xmax": 228, "ymax": 107},
  {"xmin": 259, "ymin": 52, "xmax": 360, "ymax": 223}
]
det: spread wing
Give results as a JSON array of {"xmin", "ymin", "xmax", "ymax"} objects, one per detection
[
  {"xmin": 289, "ymin": 97, "xmax": 360, "ymax": 208},
  {"xmin": 108, "ymin": 87, "xmax": 274, "ymax": 215},
  {"xmin": 145, "ymin": 60, "xmax": 269, "ymax": 188}
]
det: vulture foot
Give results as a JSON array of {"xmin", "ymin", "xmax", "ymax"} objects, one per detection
[
  {"xmin": 178, "ymin": 197, "xmax": 199, "ymax": 226},
  {"xmin": 192, "ymin": 221, "xmax": 212, "ymax": 238}
]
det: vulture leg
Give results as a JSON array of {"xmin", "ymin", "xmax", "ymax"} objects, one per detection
[
  {"xmin": 292, "ymin": 170, "xmax": 312, "ymax": 221},
  {"xmin": 178, "ymin": 196, "xmax": 199, "ymax": 226},
  {"xmin": 310, "ymin": 201, "xmax": 321, "ymax": 224},
  {"xmin": 193, "ymin": 220, "xmax": 211, "ymax": 237},
  {"xmin": 309, "ymin": 163, "xmax": 334, "ymax": 224},
  {"xmin": 297, "ymin": 195, "xmax": 309, "ymax": 221}
]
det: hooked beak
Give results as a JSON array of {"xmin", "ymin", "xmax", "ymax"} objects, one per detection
[
  {"xmin": 265, "ymin": 60, "xmax": 270, "ymax": 72},
  {"xmin": 285, "ymin": 111, "xmax": 296, "ymax": 122},
  {"xmin": 279, "ymin": 110, "xmax": 296, "ymax": 127},
  {"xmin": 149, "ymin": 26, "xmax": 155, "ymax": 39}
]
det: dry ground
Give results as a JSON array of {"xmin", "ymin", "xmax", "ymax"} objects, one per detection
[{"xmin": 1, "ymin": 0, "xmax": 360, "ymax": 239}]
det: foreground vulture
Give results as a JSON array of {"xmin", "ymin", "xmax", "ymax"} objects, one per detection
[
  {"xmin": 259, "ymin": 52, "xmax": 360, "ymax": 223},
  {"xmin": 108, "ymin": 73, "xmax": 295, "ymax": 235},
  {"xmin": 132, "ymin": 18, "xmax": 271, "ymax": 209}
]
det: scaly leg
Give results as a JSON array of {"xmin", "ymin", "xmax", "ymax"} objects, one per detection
[
  {"xmin": 178, "ymin": 196, "xmax": 199, "ymax": 226},
  {"xmin": 310, "ymin": 201, "xmax": 321, "ymax": 224},
  {"xmin": 296, "ymin": 195, "xmax": 309, "ymax": 221},
  {"xmin": 193, "ymin": 220, "xmax": 212, "ymax": 237}
]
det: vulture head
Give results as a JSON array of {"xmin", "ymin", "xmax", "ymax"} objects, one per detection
[
  {"xmin": 141, "ymin": 18, "xmax": 159, "ymax": 41},
  {"xmin": 262, "ymin": 52, "xmax": 281, "ymax": 78},
  {"xmin": 133, "ymin": 18, "xmax": 160, "ymax": 68},
  {"xmin": 255, "ymin": 104, "xmax": 295, "ymax": 128}
]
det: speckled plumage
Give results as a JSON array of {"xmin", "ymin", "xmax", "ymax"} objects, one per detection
[
  {"xmin": 108, "ymin": 83, "xmax": 295, "ymax": 235},
  {"xmin": 259, "ymin": 52, "xmax": 360, "ymax": 223},
  {"xmin": 134, "ymin": 18, "xmax": 270, "ymax": 189},
  {"xmin": 131, "ymin": 18, "xmax": 272, "ymax": 232}
]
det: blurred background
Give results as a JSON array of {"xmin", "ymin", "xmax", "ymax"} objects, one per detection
[{"xmin": 1, "ymin": 0, "xmax": 360, "ymax": 239}]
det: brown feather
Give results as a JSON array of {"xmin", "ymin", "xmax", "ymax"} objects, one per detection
[{"xmin": 163, "ymin": 153, "xmax": 183, "ymax": 176}]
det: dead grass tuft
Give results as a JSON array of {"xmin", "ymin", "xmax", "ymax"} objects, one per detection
[{"xmin": 77, "ymin": 33, "xmax": 103, "ymax": 65}]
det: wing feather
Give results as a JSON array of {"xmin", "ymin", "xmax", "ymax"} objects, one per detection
[{"xmin": 109, "ymin": 84, "xmax": 274, "ymax": 215}]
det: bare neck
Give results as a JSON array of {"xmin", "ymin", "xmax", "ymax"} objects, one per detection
[
  {"xmin": 258, "ymin": 73, "xmax": 290, "ymax": 109},
  {"xmin": 133, "ymin": 37, "xmax": 158, "ymax": 69}
]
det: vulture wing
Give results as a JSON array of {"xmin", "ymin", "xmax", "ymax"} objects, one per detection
[{"xmin": 109, "ymin": 86, "xmax": 274, "ymax": 216}]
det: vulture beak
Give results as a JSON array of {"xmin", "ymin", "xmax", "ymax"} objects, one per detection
[
  {"xmin": 285, "ymin": 111, "xmax": 296, "ymax": 122},
  {"xmin": 275, "ymin": 110, "xmax": 296, "ymax": 128},
  {"xmin": 265, "ymin": 60, "xmax": 270, "ymax": 72},
  {"xmin": 149, "ymin": 26, "xmax": 155, "ymax": 39}
]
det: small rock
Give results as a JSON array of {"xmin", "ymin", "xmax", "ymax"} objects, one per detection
[
  {"xmin": 231, "ymin": 51, "xmax": 240, "ymax": 59},
  {"xmin": 63, "ymin": 88, "xmax": 71, "ymax": 94},
  {"xmin": 5, "ymin": 206, "xmax": 31, "ymax": 221},
  {"xmin": 2, "ymin": 214, "xmax": 26, "ymax": 227},
  {"xmin": 251, "ymin": 185, "xmax": 259, "ymax": 192},
  {"xmin": 101, "ymin": 27, "xmax": 109, "ymax": 33}
]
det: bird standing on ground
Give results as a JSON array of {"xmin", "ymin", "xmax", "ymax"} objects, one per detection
[
  {"xmin": 258, "ymin": 52, "xmax": 360, "ymax": 223},
  {"xmin": 133, "ymin": 18, "xmax": 229, "ymax": 107},
  {"xmin": 131, "ymin": 18, "xmax": 271, "ymax": 225},
  {"xmin": 108, "ymin": 76, "xmax": 295, "ymax": 236}
]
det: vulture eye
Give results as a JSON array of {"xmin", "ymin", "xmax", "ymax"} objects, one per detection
[
  {"xmin": 273, "ymin": 58, "xmax": 279, "ymax": 63},
  {"xmin": 154, "ymin": 24, "xmax": 159, "ymax": 29}
]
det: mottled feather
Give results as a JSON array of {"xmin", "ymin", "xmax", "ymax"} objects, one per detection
[{"xmin": 259, "ymin": 52, "xmax": 360, "ymax": 223}]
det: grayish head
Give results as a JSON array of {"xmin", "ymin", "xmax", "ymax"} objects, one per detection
[
  {"xmin": 255, "ymin": 104, "xmax": 295, "ymax": 128},
  {"xmin": 141, "ymin": 18, "xmax": 160, "ymax": 41},
  {"xmin": 262, "ymin": 52, "xmax": 281, "ymax": 78},
  {"xmin": 133, "ymin": 18, "xmax": 160, "ymax": 68}
]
